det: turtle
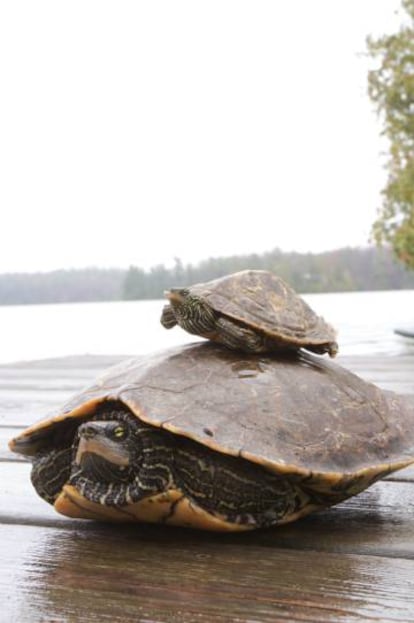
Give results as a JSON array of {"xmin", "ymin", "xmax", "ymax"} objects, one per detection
[
  {"xmin": 9, "ymin": 342, "xmax": 414, "ymax": 532},
  {"xmin": 160, "ymin": 270, "xmax": 338, "ymax": 357}
]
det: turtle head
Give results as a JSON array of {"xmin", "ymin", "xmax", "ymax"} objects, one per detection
[
  {"xmin": 24, "ymin": 403, "xmax": 175, "ymax": 511},
  {"xmin": 160, "ymin": 288, "xmax": 191, "ymax": 329},
  {"xmin": 165, "ymin": 287, "xmax": 191, "ymax": 305},
  {"xmin": 72, "ymin": 420, "xmax": 137, "ymax": 487},
  {"xmin": 162, "ymin": 288, "xmax": 216, "ymax": 336},
  {"xmin": 28, "ymin": 413, "xmax": 143, "ymax": 507},
  {"xmin": 75, "ymin": 421, "xmax": 131, "ymax": 468}
]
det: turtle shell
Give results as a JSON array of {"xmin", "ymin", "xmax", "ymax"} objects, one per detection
[
  {"xmin": 186, "ymin": 270, "xmax": 338, "ymax": 354},
  {"xmin": 9, "ymin": 343, "xmax": 414, "ymax": 530}
]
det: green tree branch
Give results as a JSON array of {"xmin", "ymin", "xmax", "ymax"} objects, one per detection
[{"xmin": 367, "ymin": 0, "xmax": 414, "ymax": 267}]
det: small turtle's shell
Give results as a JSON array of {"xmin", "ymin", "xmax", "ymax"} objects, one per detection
[{"xmin": 188, "ymin": 270, "xmax": 337, "ymax": 354}]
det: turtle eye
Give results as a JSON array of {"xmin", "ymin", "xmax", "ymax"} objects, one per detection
[{"xmin": 110, "ymin": 424, "xmax": 127, "ymax": 440}]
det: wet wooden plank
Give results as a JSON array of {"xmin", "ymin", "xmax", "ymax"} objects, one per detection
[
  {"xmin": 2, "ymin": 523, "xmax": 414, "ymax": 623},
  {"xmin": 0, "ymin": 429, "xmax": 26, "ymax": 462},
  {"xmin": 384, "ymin": 464, "xmax": 414, "ymax": 481},
  {"xmin": 0, "ymin": 388, "xmax": 77, "ymax": 427},
  {"xmin": 338, "ymin": 354, "xmax": 414, "ymax": 374},
  {"xmin": 338, "ymin": 354, "xmax": 414, "ymax": 395},
  {"xmin": 0, "ymin": 463, "xmax": 68, "ymax": 525},
  {"xmin": 0, "ymin": 355, "xmax": 124, "ymax": 427},
  {"xmin": 0, "ymin": 354, "xmax": 126, "ymax": 371}
]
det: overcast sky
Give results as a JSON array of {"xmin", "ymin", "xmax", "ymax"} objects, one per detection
[{"xmin": 0, "ymin": 1, "xmax": 403, "ymax": 273}]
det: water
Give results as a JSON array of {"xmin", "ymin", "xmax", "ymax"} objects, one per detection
[{"xmin": 0, "ymin": 290, "xmax": 413, "ymax": 364}]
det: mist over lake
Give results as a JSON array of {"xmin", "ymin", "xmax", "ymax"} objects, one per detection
[{"xmin": 1, "ymin": 290, "xmax": 414, "ymax": 365}]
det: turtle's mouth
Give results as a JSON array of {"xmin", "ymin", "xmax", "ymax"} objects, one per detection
[
  {"xmin": 165, "ymin": 289, "xmax": 186, "ymax": 305},
  {"xmin": 73, "ymin": 451, "xmax": 131, "ymax": 485},
  {"xmin": 75, "ymin": 435, "xmax": 130, "ymax": 468},
  {"xmin": 74, "ymin": 438, "xmax": 131, "ymax": 486},
  {"xmin": 71, "ymin": 420, "xmax": 133, "ymax": 487}
]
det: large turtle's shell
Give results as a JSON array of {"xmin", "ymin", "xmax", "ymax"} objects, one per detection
[
  {"xmin": 187, "ymin": 270, "xmax": 337, "ymax": 352},
  {"xmin": 12, "ymin": 343, "xmax": 414, "ymax": 487}
]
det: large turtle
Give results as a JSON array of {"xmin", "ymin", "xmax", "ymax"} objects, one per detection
[
  {"xmin": 9, "ymin": 343, "xmax": 414, "ymax": 532},
  {"xmin": 161, "ymin": 270, "xmax": 338, "ymax": 357}
]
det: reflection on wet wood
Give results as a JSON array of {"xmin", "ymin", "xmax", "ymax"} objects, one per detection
[
  {"xmin": 2, "ymin": 523, "xmax": 414, "ymax": 623},
  {"xmin": 1, "ymin": 352, "xmax": 414, "ymax": 622}
]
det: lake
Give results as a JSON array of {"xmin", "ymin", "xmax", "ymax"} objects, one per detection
[{"xmin": 0, "ymin": 290, "xmax": 414, "ymax": 365}]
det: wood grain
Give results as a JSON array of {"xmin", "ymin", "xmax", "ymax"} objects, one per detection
[
  {"xmin": 0, "ymin": 355, "xmax": 125, "ymax": 427},
  {"xmin": 2, "ymin": 523, "xmax": 414, "ymax": 623}
]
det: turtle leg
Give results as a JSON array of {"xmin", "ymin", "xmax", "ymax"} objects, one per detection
[
  {"xmin": 31, "ymin": 447, "xmax": 72, "ymax": 504},
  {"xmin": 160, "ymin": 304, "xmax": 178, "ymax": 329},
  {"xmin": 215, "ymin": 316, "xmax": 266, "ymax": 352}
]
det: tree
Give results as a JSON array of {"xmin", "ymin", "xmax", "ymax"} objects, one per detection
[
  {"xmin": 367, "ymin": 0, "xmax": 414, "ymax": 268},
  {"xmin": 123, "ymin": 266, "xmax": 148, "ymax": 299}
]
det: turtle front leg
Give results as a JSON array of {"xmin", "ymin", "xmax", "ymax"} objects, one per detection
[
  {"xmin": 215, "ymin": 316, "xmax": 266, "ymax": 353},
  {"xmin": 160, "ymin": 304, "xmax": 178, "ymax": 329},
  {"xmin": 31, "ymin": 448, "xmax": 73, "ymax": 504}
]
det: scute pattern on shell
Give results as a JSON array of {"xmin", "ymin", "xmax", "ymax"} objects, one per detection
[
  {"xmin": 14, "ymin": 342, "xmax": 414, "ymax": 484},
  {"xmin": 188, "ymin": 270, "xmax": 337, "ymax": 346}
]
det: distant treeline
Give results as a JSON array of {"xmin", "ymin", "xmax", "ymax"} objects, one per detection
[
  {"xmin": 1, "ymin": 247, "xmax": 414, "ymax": 305},
  {"xmin": 0, "ymin": 268, "xmax": 125, "ymax": 305},
  {"xmin": 123, "ymin": 247, "xmax": 414, "ymax": 299}
]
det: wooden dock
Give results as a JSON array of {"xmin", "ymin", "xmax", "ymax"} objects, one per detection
[{"xmin": 1, "ymin": 352, "xmax": 414, "ymax": 622}]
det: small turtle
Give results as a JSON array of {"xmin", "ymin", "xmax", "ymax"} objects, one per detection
[
  {"xmin": 9, "ymin": 343, "xmax": 414, "ymax": 531},
  {"xmin": 161, "ymin": 270, "xmax": 338, "ymax": 357}
]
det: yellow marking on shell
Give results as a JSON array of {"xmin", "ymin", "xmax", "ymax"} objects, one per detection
[
  {"xmin": 54, "ymin": 485, "xmax": 132, "ymax": 522},
  {"xmin": 55, "ymin": 485, "xmax": 253, "ymax": 531},
  {"xmin": 164, "ymin": 496, "xmax": 253, "ymax": 532}
]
